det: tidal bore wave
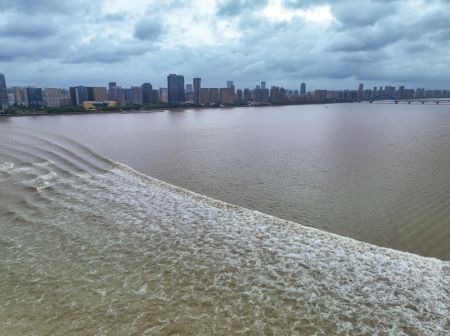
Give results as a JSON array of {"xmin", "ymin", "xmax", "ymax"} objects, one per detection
[{"xmin": 0, "ymin": 127, "xmax": 449, "ymax": 335}]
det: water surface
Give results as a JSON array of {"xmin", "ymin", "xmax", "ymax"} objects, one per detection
[
  {"xmin": 2, "ymin": 103, "xmax": 450, "ymax": 259},
  {"xmin": 0, "ymin": 126, "xmax": 448, "ymax": 335}
]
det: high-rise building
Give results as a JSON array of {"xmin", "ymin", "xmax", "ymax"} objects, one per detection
[
  {"xmin": 152, "ymin": 90, "xmax": 160, "ymax": 104},
  {"xmin": 219, "ymin": 88, "xmax": 236, "ymax": 105},
  {"xmin": 261, "ymin": 81, "xmax": 266, "ymax": 90},
  {"xmin": 227, "ymin": 81, "xmax": 234, "ymax": 90},
  {"xmin": 262, "ymin": 88, "xmax": 270, "ymax": 103},
  {"xmin": 11, "ymin": 87, "xmax": 28, "ymax": 106},
  {"xmin": 167, "ymin": 74, "xmax": 185, "ymax": 105},
  {"xmin": 131, "ymin": 86, "xmax": 143, "ymax": 105},
  {"xmin": 124, "ymin": 88, "xmax": 132, "ymax": 105},
  {"xmin": 108, "ymin": 82, "xmax": 116, "ymax": 92},
  {"xmin": 314, "ymin": 90, "xmax": 328, "ymax": 102},
  {"xmin": 208, "ymin": 88, "xmax": 219, "ymax": 104},
  {"xmin": 270, "ymin": 86, "xmax": 283, "ymax": 104},
  {"xmin": 26, "ymin": 87, "xmax": 44, "ymax": 108},
  {"xmin": 87, "ymin": 87, "xmax": 108, "ymax": 101},
  {"xmin": 141, "ymin": 83, "xmax": 153, "ymax": 105},
  {"xmin": 0, "ymin": 73, "xmax": 8, "ymax": 111},
  {"xmin": 193, "ymin": 78, "xmax": 201, "ymax": 105},
  {"xmin": 300, "ymin": 82, "xmax": 306, "ymax": 95},
  {"xmin": 243, "ymin": 88, "xmax": 251, "ymax": 104},
  {"xmin": 236, "ymin": 89, "xmax": 243, "ymax": 104},
  {"xmin": 415, "ymin": 88, "xmax": 425, "ymax": 99},
  {"xmin": 69, "ymin": 86, "xmax": 89, "ymax": 106},
  {"xmin": 200, "ymin": 88, "xmax": 209, "ymax": 105},
  {"xmin": 159, "ymin": 88, "xmax": 168, "ymax": 103},
  {"xmin": 185, "ymin": 84, "xmax": 193, "ymax": 103},
  {"xmin": 43, "ymin": 88, "xmax": 70, "ymax": 107},
  {"xmin": 7, "ymin": 92, "xmax": 15, "ymax": 106},
  {"xmin": 109, "ymin": 86, "xmax": 125, "ymax": 106},
  {"xmin": 398, "ymin": 85, "xmax": 405, "ymax": 99},
  {"xmin": 108, "ymin": 82, "xmax": 117, "ymax": 100},
  {"xmin": 253, "ymin": 85, "xmax": 262, "ymax": 102},
  {"xmin": 358, "ymin": 83, "xmax": 364, "ymax": 100}
]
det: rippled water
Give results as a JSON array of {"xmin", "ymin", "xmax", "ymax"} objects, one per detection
[
  {"xmin": 2, "ymin": 104, "xmax": 450, "ymax": 260},
  {"xmin": 0, "ymin": 126, "xmax": 449, "ymax": 335}
]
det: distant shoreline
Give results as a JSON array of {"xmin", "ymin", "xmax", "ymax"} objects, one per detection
[
  {"xmin": 0, "ymin": 102, "xmax": 333, "ymax": 118},
  {"xmin": 2, "ymin": 99, "xmax": 441, "ymax": 118}
]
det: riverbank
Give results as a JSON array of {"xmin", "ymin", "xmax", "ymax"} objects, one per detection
[{"xmin": 0, "ymin": 101, "xmax": 355, "ymax": 118}]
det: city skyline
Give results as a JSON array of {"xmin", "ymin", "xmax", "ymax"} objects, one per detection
[
  {"xmin": 1, "ymin": 0, "xmax": 450, "ymax": 89},
  {"xmin": 3, "ymin": 69, "xmax": 450, "ymax": 113}
]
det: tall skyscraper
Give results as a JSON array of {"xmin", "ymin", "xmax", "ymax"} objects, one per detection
[
  {"xmin": 261, "ymin": 81, "xmax": 266, "ymax": 90},
  {"xmin": 159, "ymin": 88, "xmax": 168, "ymax": 104},
  {"xmin": 26, "ymin": 87, "xmax": 44, "ymax": 108},
  {"xmin": 109, "ymin": 86, "xmax": 125, "ymax": 106},
  {"xmin": 236, "ymin": 89, "xmax": 243, "ymax": 104},
  {"xmin": 398, "ymin": 85, "xmax": 405, "ymax": 99},
  {"xmin": 227, "ymin": 81, "xmax": 234, "ymax": 89},
  {"xmin": 141, "ymin": 83, "xmax": 153, "ymax": 105},
  {"xmin": 300, "ymin": 82, "xmax": 306, "ymax": 95},
  {"xmin": 185, "ymin": 84, "xmax": 193, "ymax": 94},
  {"xmin": 243, "ymin": 88, "xmax": 251, "ymax": 104},
  {"xmin": 108, "ymin": 82, "xmax": 117, "ymax": 100},
  {"xmin": 358, "ymin": 83, "xmax": 364, "ymax": 100},
  {"xmin": 131, "ymin": 86, "xmax": 143, "ymax": 105},
  {"xmin": 193, "ymin": 78, "xmax": 201, "ymax": 105},
  {"xmin": 167, "ymin": 74, "xmax": 185, "ymax": 105},
  {"xmin": 70, "ymin": 86, "xmax": 89, "ymax": 106},
  {"xmin": 0, "ymin": 73, "xmax": 8, "ymax": 111},
  {"xmin": 185, "ymin": 84, "xmax": 193, "ymax": 103}
]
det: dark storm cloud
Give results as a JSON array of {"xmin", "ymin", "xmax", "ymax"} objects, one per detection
[{"xmin": 1, "ymin": 0, "xmax": 450, "ymax": 89}]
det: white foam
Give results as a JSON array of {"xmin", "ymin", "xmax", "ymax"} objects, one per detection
[{"xmin": 0, "ymin": 131, "xmax": 448, "ymax": 335}]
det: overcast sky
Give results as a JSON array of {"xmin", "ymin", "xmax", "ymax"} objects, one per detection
[{"xmin": 1, "ymin": 0, "xmax": 449, "ymax": 90}]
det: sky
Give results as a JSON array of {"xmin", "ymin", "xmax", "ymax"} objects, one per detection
[{"xmin": 1, "ymin": 0, "xmax": 449, "ymax": 90}]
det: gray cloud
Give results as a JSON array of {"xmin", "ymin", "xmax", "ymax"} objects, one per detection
[
  {"xmin": 64, "ymin": 40, "xmax": 154, "ymax": 64},
  {"xmin": 216, "ymin": 0, "xmax": 269, "ymax": 17},
  {"xmin": 0, "ymin": 0, "xmax": 94, "ymax": 14},
  {"xmin": 1, "ymin": 0, "xmax": 450, "ymax": 90},
  {"xmin": 103, "ymin": 13, "xmax": 128, "ymax": 22},
  {"xmin": 0, "ymin": 17, "xmax": 58, "ymax": 38},
  {"xmin": 134, "ymin": 19, "xmax": 164, "ymax": 41}
]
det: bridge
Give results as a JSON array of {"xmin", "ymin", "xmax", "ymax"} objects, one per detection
[{"xmin": 366, "ymin": 94, "xmax": 450, "ymax": 104}]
